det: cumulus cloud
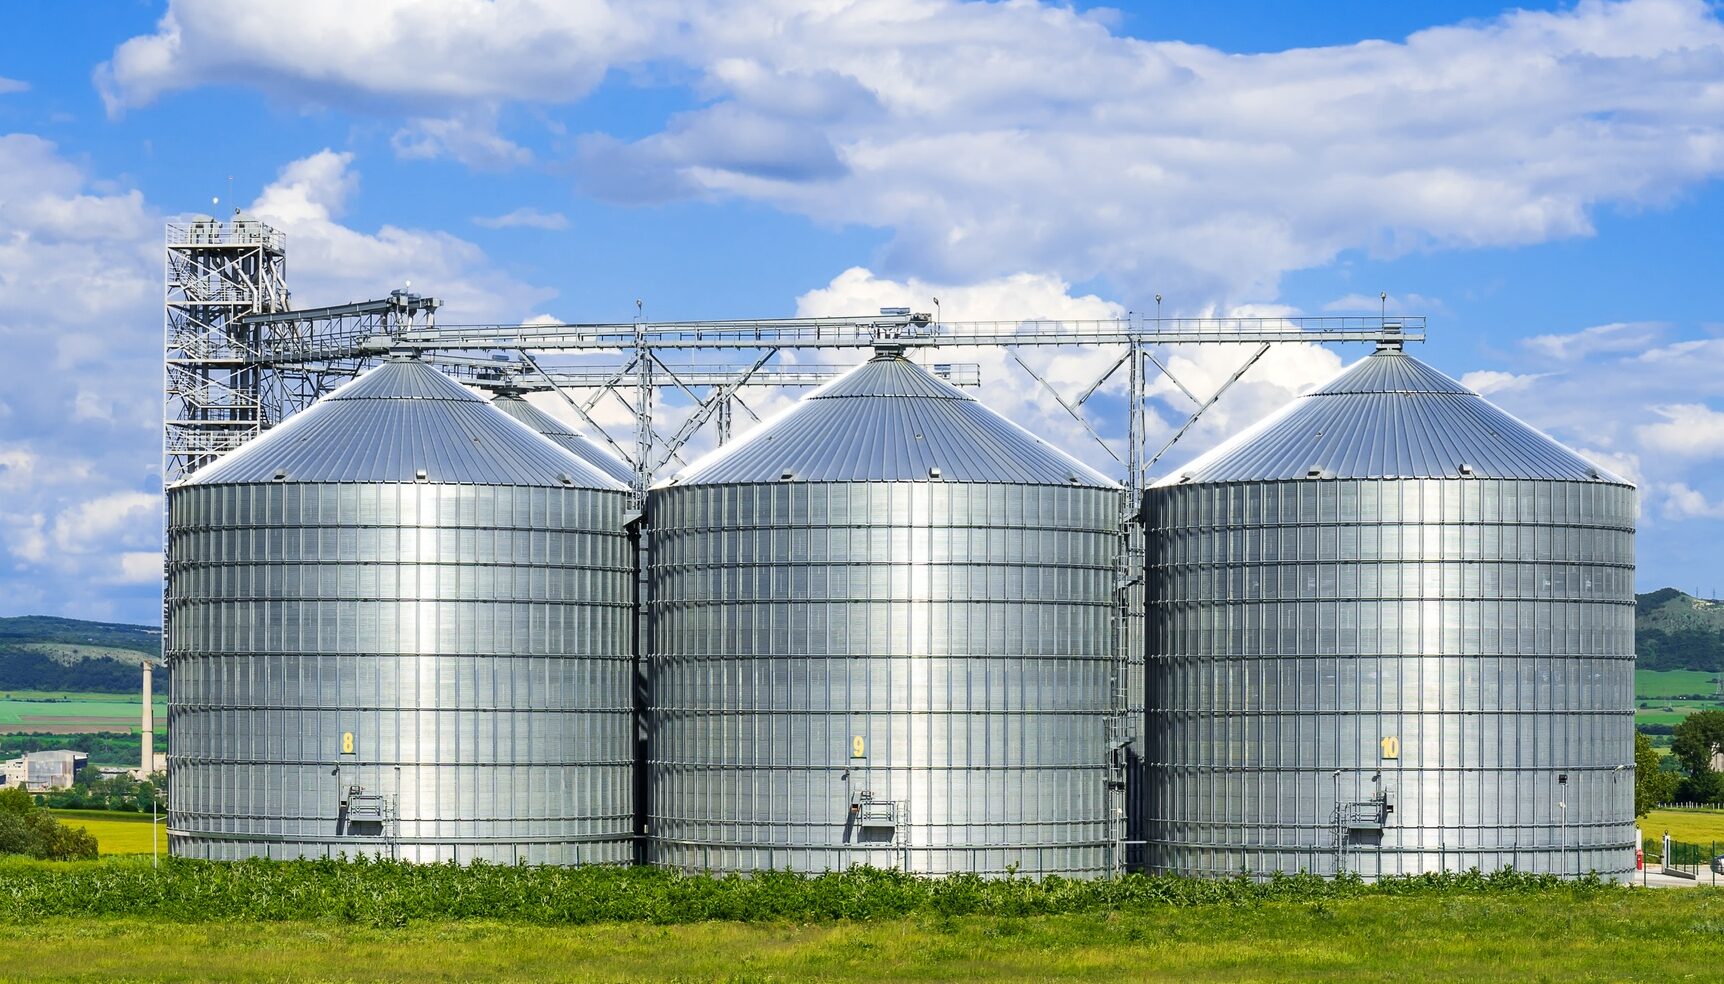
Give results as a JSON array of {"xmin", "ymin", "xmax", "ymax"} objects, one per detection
[
  {"xmin": 0, "ymin": 78, "xmax": 27, "ymax": 95},
  {"xmin": 1448, "ymin": 325, "xmax": 1724, "ymax": 531},
  {"xmin": 1637, "ymin": 403, "xmax": 1724, "ymax": 457},
  {"xmin": 0, "ymin": 137, "xmax": 554, "ymax": 621},
  {"xmin": 473, "ymin": 207, "xmax": 570, "ymax": 230},
  {"xmin": 248, "ymin": 150, "xmax": 555, "ymax": 319},
  {"xmin": 1662, "ymin": 482, "xmax": 1724, "ymax": 520},
  {"xmin": 392, "ymin": 109, "xmax": 534, "ymax": 169},
  {"xmin": 99, "ymin": 0, "xmax": 1724, "ymax": 301},
  {"xmin": 1458, "ymin": 370, "xmax": 1549, "ymax": 397},
  {"xmin": 1524, "ymin": 321, "xmax": 1667, "ymax": 361}
]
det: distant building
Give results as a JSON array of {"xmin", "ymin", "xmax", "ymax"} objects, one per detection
[{"xmin": 0, "ymin": 750, "xmax": 89, "ymax": 792}]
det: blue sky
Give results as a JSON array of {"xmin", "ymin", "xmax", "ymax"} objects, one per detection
[{"xmin": 2, "ymin": 0, "xmax": 1723, "ymax": 623}]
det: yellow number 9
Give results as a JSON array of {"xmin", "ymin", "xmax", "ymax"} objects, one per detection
[{"xmin": 851, "ymin": 735, "xmax": 866, "ymax": 759}]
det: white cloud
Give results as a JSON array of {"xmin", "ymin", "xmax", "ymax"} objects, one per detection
[
  {"xmin": 115, "ymin": 552, "xmax": 165, "ymax": 585},
  {"xmin": 3, "ymin": 513, "xmax": 47, "ymax": 564},
  {"xmin": 392, "ymin": 109, "xmax": 534, "ymax": 169},
  {"xmin": 1662, "ymin": 482, "xmax": 1724, "ymax": 519},
  {"xmin": 248, "ymin": 150, "xmax": 554, "ymax": 319},
  {"xmin": 49, "ymin": 491, "xmax": 159, "ymax": 556},
  {"xmin": 1523, "ymin": 321, "xmax": 1666, "ymax": 361},
  {"xmin": 1458, "ymin": 370, "xmax": 1548, "ymax": 397},
  {"xmin": 0, "ymin": 136, "xmax": 551, "ymax": 620},
  {"xmin": 1637, "ymin": 403, "xmax": 1724, "ymax": 457},
  {"xmin": 0, "ymin": 78, "xmax": 26, "ymax": 95},
  {"xmin": 103, "ymin": 0, "xmax": 1724, "ymax": 302},
  {"xmin": 0, "ymin": 447, "xmax": 39, "ymax": 491},
  {"xmin": 474, "ymin": 207, "xmax": 570, "ymax": 230}
]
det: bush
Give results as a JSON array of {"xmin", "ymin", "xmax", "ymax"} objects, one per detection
[
  {"xmin": 0, "ymin": 788, "xmax": 97, "ymax": 860},
  {"xmin": 0, "ymin": 858, "xmax": 1619, "ymax": 926}
]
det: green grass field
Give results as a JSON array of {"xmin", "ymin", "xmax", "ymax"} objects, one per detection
[
  {"xmin": 0, "ymin": 893, "xmax": 1722, "ymax": 983},
  {"xmin": 1637, "ymin": 709, "xmax": 1706, "ymax": 728},
  {"xmin": 1644, "ymin": 806, "xmax": 1724, "ymax": 849},
  {"xmin": 0, "ymin": 691, "xmax": 165, "ymax": 735},
  {"xmin": 48, "ymin": 809, "xmax": 165, "ymax": 856},
  {"xmin": 1636, "ymin": 668, "xmax": 1722, "ymax": 699}
]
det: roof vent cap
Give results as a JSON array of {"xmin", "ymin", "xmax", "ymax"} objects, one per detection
[
  {"xmin": 414, "ymin": 468, "xmax": 428, "ymax": 482},
  {"xmin": 272, "ymin": 468, "xmax": 288, "ymax": 482},
  {"xmin": 556, "ymin": 473, "xmax": 575, "ymax": 487},
  {"xmin": 1458, "ymin": 463, "xmax": 1475, "ymax": 478},
  {"xmin": 1306, "ymin": 465, "xmax": 1324, "ymax": 478},
  {"xmin": 780, "ymin": 470, "xmax": 796, "ymax": 481},
  {"xmin": 928, "ymin": 466, "xmax": 942, "ymax": 479}
]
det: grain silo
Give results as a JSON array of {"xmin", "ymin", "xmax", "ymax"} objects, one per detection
[
  {"xmin": 646, "ymin": 347, "xmax": 1122, "ymax": 877},
  {"xmin": 492, "ymin": 390, "xmax": 637, "ymax": 486},
  {"xmin": 1144, "ymin": 339, "xmax": 1636, "ymax": 880},
  {"xmin": 165, "ymin": 355, "xmax": 636, "ymax": 863}
]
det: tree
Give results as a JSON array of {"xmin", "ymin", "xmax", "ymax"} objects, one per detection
[
  {"xmin": 1635, "ymin": 732, "xmax": 1680, "ymax": 816},
  {"xmin": 0, "ymin": 785, "xmax": 97, "ymax": 859},
  {"xmin": 1671, "ymin": 710, "xmax": 1724, "ymax": 804}
]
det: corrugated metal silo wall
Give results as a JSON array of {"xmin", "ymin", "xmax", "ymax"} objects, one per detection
[
  {"xmin": 165, "ymin": 481, "xmax": 636, "ymax": 863},
  {"xmin": 647, "ymin": 480, "xmax": 1119, "ymax": 877},
  {"xmin": 1145, "ymin": 477, "xmax": 1637, "ymax": 879}
]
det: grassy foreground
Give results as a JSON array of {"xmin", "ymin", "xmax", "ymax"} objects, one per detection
[{"xmin": 2, "ymin": 892, "xmax": 1722, "ymax": 982}]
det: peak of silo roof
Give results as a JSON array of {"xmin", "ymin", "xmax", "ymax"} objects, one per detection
[
  {"xmin": 183, "ymin": 359, "xmax": 630, "ymax": 489},
  {"xmin": 492, "ymin": 393, "xmax": 637, "ymax": 485},
  {"xmin": 1154, "ymin": 349, "xmax": 1630, "ymax": 486},
  {"xmin": 667, "ymin": 352, "xmax": 1118, "ymax": 488}
]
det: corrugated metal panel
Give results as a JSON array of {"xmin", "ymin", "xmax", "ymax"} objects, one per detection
[
  {"xmin": 667, "ymin": 353, "xmax": 1118, "ymax": 488},
  {"xmin": 1155, "ymin": 350, "xmax": 1629, "ymax": 486},
  {"xmin": 165, "ymin": 481, "xmax": 637, "ymax": 865},
  {"xmin": 184, "ymin": 359, "xmax": 629, "ymax": 490},
  {"xmin": 492, "ymin": 393, "xmax": 637, "ymax": 485},
  {"xmin": 647, "ymin": 481, "xmax": 1119, "ymax": 877},
  {"xmin": 1145, "ymin": 477, "xmax": 1638, "ymax": 881}
]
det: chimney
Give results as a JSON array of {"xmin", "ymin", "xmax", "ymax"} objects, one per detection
[{"xmin": 141, "ymin": 660, "xmax": 153, "ymax": 777}]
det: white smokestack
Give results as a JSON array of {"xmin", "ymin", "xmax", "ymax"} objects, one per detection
[{"xmin": 141, "ymin": 660, "xmax": 153, "ymax": 777}]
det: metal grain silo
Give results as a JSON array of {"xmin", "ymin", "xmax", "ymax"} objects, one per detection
[
  {"xmin": 492, "ymin": 390, "xmax": 637, "ymax": 486},
  {"xmin": 1145, "ymin": 340, "xmax": 1636, "ymax": 880},
  {"xmin": 647, "ymin": 348, "xmax": 1122, "ymax": 877},
  {"xmin": 165, "ymin": 356, "xmax": 636, "ymax": 864}
]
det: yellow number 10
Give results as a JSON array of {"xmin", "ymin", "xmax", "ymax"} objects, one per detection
[{"xmin": 1380, "ymin": 735, "xmax": 1400, "ymax": 760}]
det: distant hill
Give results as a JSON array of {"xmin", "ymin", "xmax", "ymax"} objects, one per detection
[
  {"xmin": 0, "ymin": 616, "xmax": 160, "ymax": 693},
  {"xmin": 1637, "ymin": 589, "xmax": 1724, "ymax": 672}
]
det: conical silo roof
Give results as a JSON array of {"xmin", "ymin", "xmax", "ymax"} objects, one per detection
[
  {"xmin": 183, "ymin": 357, "xmax": 630, "ymax": 489},
  {"xmin": 491, "ymin": 393, "xmax": 637, "ymax": 485},
  {"xmin": 667, "ymin": 351, "xmax": 1118, "ymax": 487},
  {"xmin": 1154, "ymin": 346, "xmax": 1628, "ymax": 486}
]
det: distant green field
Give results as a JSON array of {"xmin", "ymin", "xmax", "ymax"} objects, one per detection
[
  {"xmin": 1636, "ymin": 710, "xmax": 1706, "ymax": 728},
  {"xmin": 0, "ymin": 692, "xmax": 166, "ymax": 735},
  {"xmin": 47, "ymin": 809, "xmax": 165, "ymax": 856},
  {"xmin": 1636, "ymin": 668, "xmax": 1722, "ymax": 699},
  {"xmin": 1632, "ymin": 670, "xmax": 1724, "ymax": 731},
  {"xmin": 1641, "ymin": 807, "xmax": 1724, "ymax": 861}
]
